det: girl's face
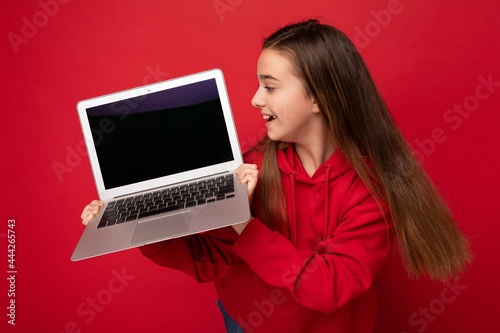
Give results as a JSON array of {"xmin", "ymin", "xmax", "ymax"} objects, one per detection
[{"xmin": 251, "ymin": 49, "xmax": 321, "ymax": 145}]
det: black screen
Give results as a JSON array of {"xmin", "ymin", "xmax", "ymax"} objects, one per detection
[{"xmin": 86, "ymin": 79, "xmax": 234, "ymax": 189}]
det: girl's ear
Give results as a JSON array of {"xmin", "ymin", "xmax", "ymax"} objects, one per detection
[{"xmin": 311, "ymin": 100, "xmax": 321, "ymax": 114}]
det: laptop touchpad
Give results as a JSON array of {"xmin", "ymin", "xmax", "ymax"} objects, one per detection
[{"xmin": 131, "ymin": 211, "xmax": 191, "ymax": 245}]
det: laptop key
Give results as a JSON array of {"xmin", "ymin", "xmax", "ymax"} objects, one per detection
[
  {"xmin": 97, "ymin": 221, "xmax": 107, "ymax": 228},
  {"xmin": 126, "ymin": 214, "xmax": 138, "ymax": 222},
  {"xmin": 102, "ymin": 213, "xmax": 119, "ymax": 220},
  {"xmin": 137, "ymin": 203, "xmax": 185, "ymax": 219},
  {"xmin": 215, "ymin": 185, "xmax": 234, "ymax": 196},
  {"xmin": 104, "ymin": 205, "xmax": 116, "ymax": 212},
  {"xmin": 107, "ymin": 219, "xmax": 117, "ymax": 226}
]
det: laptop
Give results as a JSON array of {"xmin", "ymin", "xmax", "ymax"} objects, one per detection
[{"xmin": 71, "ymin": 69, "xmax": 251, "ymax": 261}]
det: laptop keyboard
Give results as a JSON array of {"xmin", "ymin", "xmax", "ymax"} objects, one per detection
[{"xmin": 97, "ymin": 174, "xmax": 235, "ymax": 228}]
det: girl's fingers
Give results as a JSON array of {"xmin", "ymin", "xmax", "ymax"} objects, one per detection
[
  {"xmin": 235, "ymin": 165, "xmax": 259, "ymax": 183},
  {"xmin": 80, "ymin": 200, "xmax": 104, "ymax": 225},
  {"xmin": 238, "ymin": 170, "xmax": 258, "ymax": 183},
  {"xmin": 235, "ymin": 164, "xmax": 259, "ymax": 202},
  {"xmin": 82, "ymin": 212, "xmax": 93, "ymax": 225}
]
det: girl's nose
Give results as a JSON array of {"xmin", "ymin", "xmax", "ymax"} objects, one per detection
[{"xmin": 251, "ymin": 87, "xmax": 265, "ymax": 108}]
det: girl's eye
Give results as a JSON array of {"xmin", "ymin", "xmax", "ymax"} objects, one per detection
[{"xmin": 264, "ymin": 86, "xmax": 275, "ymax": 92}]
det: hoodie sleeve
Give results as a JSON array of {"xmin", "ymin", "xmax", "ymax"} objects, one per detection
[
  {"xmin": 232, "ymin": 175, "xmax": 391, "ymax": 313},
  {"xmin": 139, "ymin": 226, "xmax": 241, "ymax": 283}
]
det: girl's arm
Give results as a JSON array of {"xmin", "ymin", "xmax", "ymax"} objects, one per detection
[
  {"xmin": 232, "ymin": 177, "xmax": 391, "ymax": 313},
  {"xmin": 139, "ymin": 226, "xmax": 242, "ymax": 283}
]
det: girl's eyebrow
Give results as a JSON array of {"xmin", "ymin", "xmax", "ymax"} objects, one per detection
[{"xmin": 258, "ymin": 74, "xmax": 279, "ymax": 81}]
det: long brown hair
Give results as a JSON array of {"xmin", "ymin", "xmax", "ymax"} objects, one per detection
[{"xmin": 251, "ymin": 19, "xmax": 471, "ymax": 281}]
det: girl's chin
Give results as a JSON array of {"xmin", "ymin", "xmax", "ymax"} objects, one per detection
[{"xmin": 266, "ymin": 130, "xmax": 284, "ymax": 142}]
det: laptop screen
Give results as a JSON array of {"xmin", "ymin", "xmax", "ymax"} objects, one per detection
[{"xmin": 85, "ymin": 78, "xmax": 234, "ymax": 190}]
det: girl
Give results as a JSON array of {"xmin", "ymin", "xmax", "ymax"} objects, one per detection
[{"xmin": 81, "ymin": 19, "xmax": 471, "ymax": 333}]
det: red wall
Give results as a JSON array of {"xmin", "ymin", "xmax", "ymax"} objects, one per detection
[{"xmin": 1, "ymin": 1, "xmax": 499, "ymax": 332}]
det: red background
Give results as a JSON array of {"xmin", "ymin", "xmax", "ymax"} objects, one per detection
[{"xmin": 1, "ymin": 1, "xmax": 499, "ymax": 332}]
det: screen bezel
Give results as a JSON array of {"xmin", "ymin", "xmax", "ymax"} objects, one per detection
[{"xmin": 77, "ymin": 69, "xmax": 243, "ymax": 200}]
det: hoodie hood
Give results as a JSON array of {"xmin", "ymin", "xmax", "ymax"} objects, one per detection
[
  {"xmin": 277, "ymin": 145, "xmax": 351, "ymax": 244},
  {"xmin": 277, "ymin": 145, "xmax": 351, "ymax": 184}
]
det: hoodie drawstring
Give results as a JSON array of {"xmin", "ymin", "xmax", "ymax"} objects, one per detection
[
  {"xmin": 324, "ymin": 165, "xmax": 331, "ymax": 241},
  {"xmin": 290, "ymin": 172, "xmax": 297, "ymax": 246}
]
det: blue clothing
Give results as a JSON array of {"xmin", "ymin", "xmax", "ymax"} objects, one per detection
[{"xmin": 217, "ymin": 300, "xmax": 244, "ymax": 333}]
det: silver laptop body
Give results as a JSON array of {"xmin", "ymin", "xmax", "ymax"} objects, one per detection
[{"xmin": 71, "ymin": 69, "xmax": 250, "ymax": 261}]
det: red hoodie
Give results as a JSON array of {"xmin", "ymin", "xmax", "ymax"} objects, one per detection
[{"xmin": 140, "ymin": 145, "xmax": 391, "ymax": 333}]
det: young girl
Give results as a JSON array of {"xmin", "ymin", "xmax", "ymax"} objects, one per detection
[{"xmin": 81, "ymin": 19, "xmax": 471, "ymax": 333}]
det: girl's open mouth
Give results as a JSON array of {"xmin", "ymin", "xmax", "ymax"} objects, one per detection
[{"xmin": 263, "ymin": 115, "xmax": 277, "ymax": 122}]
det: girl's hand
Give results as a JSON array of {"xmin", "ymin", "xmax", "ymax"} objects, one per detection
[
  {"xmin": 80, "ymin": 200, "xmax": 104, "ymax": 225},
  {"xmin": 233, "ymin": 164, "xmax": 259, "ymax": 234},
  {"xmin": 235, "ymin": 164, "xmax": 259, "ymax": 203}
]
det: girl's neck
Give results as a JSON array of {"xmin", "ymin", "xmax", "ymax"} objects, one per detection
[{"xmin": 294, "ymin": 133, "xmax": 335, "ymax": 177}]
